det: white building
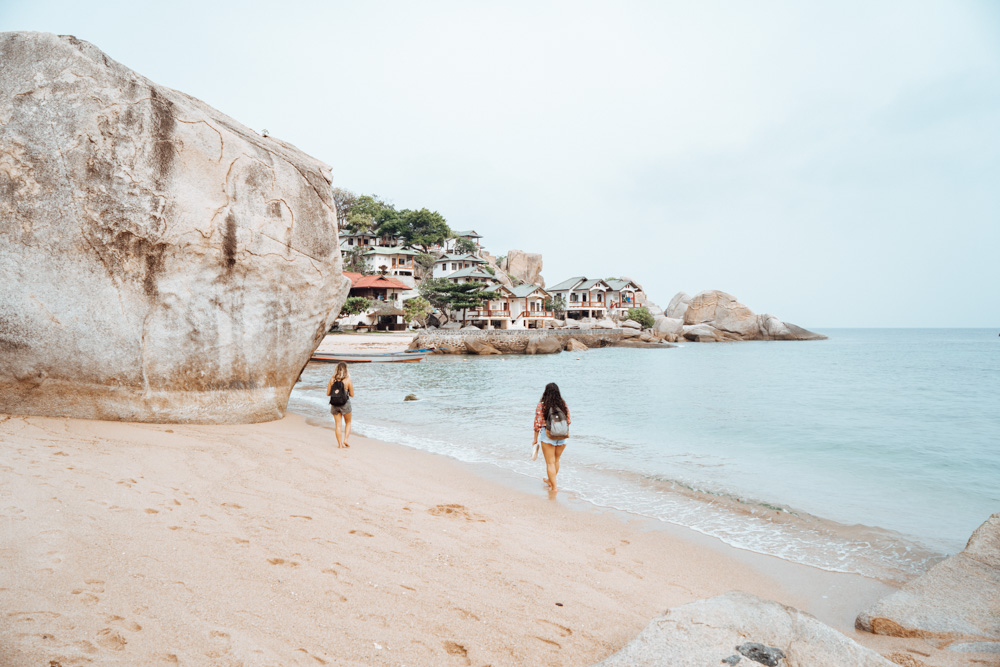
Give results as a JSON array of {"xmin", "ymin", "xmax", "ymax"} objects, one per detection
[
  {"xmin": 362, "ymin": 247, "xmax": 420, "ymax": 287},
  {"xmin": 463, "ymin": 283, "xmax": 555, "ymax": 329},
  {"xmin": 432, "ymin": 253, "xmax": 486, "ymax": 279},
  {"xmin": 605, "ymin": 278, "xmax": 646, "ymax": 319},
  {"xmin": 443, "ymin": 230, "xmax": 483, "ymax": 254},
  {"xmin": 547, "ymin": 277, "xmax": 612, "ymax": 320}
]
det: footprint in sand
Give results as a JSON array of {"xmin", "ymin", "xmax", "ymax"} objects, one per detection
[
  {"xmin": 205, "ymin": 629, "xmax": 232, "ymax": 659},
  {"xmin": 537, "ymin": 619, "xmax": 573, "ymax": 637},
  {"xmin": 428, "ymin": 504, "xmax": 486, "ymax": 522},
  {"xmin": 267, "ymin": 558, "xmax": 300, "ymax": 567},
  {"xmin": 348, "ymin": 529, "xmax": 373, "ymax": 538},
  {"xmin": 107, "ymin": 614, "xmax": 143, "ymax": 632},
  {"xmin": 71, "ymin": 579, "xmax": 105, "ymax": 606},
  {"xmin": 443, "ymin": 641, "xmax": 471, "ymax": 664},
  {"xmin": 96, "ymin": 627, "xmax": 127, "ymax": 651}
]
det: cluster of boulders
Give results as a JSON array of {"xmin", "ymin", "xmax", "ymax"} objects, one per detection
[
  {"xmin": 653, "ymin": 291, "xmax": 826, "ymax": 342},
  {"xmin": 596, "ymin": 514, "xmax": 1000, "ymax": 665},
  {"xmin": 0, "ymin": 32, "xmax": 349, "ymax": 424}
]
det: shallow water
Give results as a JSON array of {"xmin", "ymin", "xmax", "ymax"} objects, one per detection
[{"xmin": 289, "ymin": 328, "xmax": 1000, "ymax": 582}]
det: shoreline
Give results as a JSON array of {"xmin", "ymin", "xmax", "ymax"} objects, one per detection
[{"xmin": 1, "ymin": 410, "xmax": 982, "ymax": 665}]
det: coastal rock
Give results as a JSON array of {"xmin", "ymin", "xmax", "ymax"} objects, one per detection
[
  {"xmin": 464, "ymin": 339, "xmax": 502, "ymax": 355},
  {"xmin": 612, "ymin": 340, "xmax": 676, "ymax": 349},
  {"xmin": 596, "ymin": 318, "xmax": 617, "ymax": 329},
  {"xmin": 639, "ymin": 333, "xmax": 658, "ymax": 343},
  {"xmin": 646, "ymin": 301, "xmax": 664, "ymax": 317},
  {"xmin": 653, "ymin": 317, "xmax": 684, "ymax": 336},
  {"xmin": 856, "ymin": 513, "xmax": 1000, "ymax": 648},
  {"xmin": 565, "ymin": 338, "xmax": 589, "ymax": 352},
  {"xmin": 621, "ymin": 319, "xmax": 642, "ymax": 330},
  {"xmin": 666, "ymin": 292, "xmax": 692, "ymax": 320},
  {"xmin": 596, "ymin": 592, "xmax": 894, "ymax": 667},
  {"xmin": 525, "ymin": 336, "xmax": 562, "ymax": 355},
  {"xmin": 619, "ymin": 328, "xmax": 642, "ymax": 339},
  {"xmin": 441, "ymin": 322, "xmax": 462, "ymax": 330},
  {"xmin": 0, "ymin": 32, "xmax": 348, "ymax": 424},
  {"xmin": 427, "ymin": 311, "xmax": 449, "ymax": 328},
  {"xmin": 682, "ymin": 324, "xmax": 726, "ymax": 342},
  {"xmin": 672, "ymin": 290, "xmax": 825, "ymax": 342},
  {"xmin": 502, "ymin": 249, "xmax": 544, "ymax": 286}
]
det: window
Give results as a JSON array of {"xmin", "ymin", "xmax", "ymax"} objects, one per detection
[
  {"xmin": 596, "ymin": 292, "xmax": 603, "ymax": 302},
  {"xmin": 348, "ymin": 238, "xmax": 354, "ymax": 246},
  {"xmin": 570, "ymin": 293, "xmax": 577, "ymax": 302}
]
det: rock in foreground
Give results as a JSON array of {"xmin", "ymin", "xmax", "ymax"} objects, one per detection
[
  {"xmin": 0, "ymin": 32, "xmax": 349, "ymax": 423},
  {"xmin": 856, "ymin": 513, "xmax": 1000, "ymax": 650},
  {"xmin": 664, "ymin": 291, "xmax": 826, "ymax": 342},
  {"xmin": 596, "ymin": 592, "xmax": 893, "ymax": 667}
]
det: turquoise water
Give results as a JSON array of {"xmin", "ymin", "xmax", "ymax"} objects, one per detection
[{"xmin": 289, "ymin": 329, "xmax": 1000, "ymax": 582}]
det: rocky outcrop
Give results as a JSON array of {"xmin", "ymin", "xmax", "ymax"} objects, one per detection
[
  {"xmin": 565, "ymin": 338, "xmax": 589, "ymax": 352},
  {"xmin": 621, "ymin": 319, "xmax": 642, "ymax": 330},
  {"xmin": 667, "ymin": 291, "xmax": 825, "ymax": 342},
  {"xmin": 526, "ymin": 336, "xmax": 562, "ymax": 355},
  {"xmin": 501, "ymin": 249, "xmax": 544, "ymax": 286},
  {"xmin": 596, "ymin": 592, "xmax": 894, "ymax": 667},
  {"xmin": 0, "ymin": 32, "xmax": 349, "ymax": 424},
  {"xmin": 653, "ymin": 317, "xmax": 684, "ymax": 337},
  {"xmin": 464, "ymin": 339, "xmax": 502, "ymax": 355},
  {"xmin": 856, "ymin": 513, "xmax": 1000, "ymax": 650}
]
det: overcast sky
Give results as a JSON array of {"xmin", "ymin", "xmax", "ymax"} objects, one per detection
[{"xmin": 4, "ymin": 1, "xmax": 998, "ymax": 327}]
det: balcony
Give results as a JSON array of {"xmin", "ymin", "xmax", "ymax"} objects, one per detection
[
  {"xmin": 467, "ymin": 309, "xmax": 511, "ymax": 318},
  {"xmin": 516, "ymin": 310, "xmax": 554, "ymax": 319},
  {"xmin": 566, "ymin": 299, "xmax": 606, "ymax": 308}
]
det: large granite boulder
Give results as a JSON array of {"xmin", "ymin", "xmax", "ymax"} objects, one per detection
[
  {"xmin": 668, "ymin": 290, "xmax": 825, "ymax": 342},
  {"xmin": 0, "ymin": 32, "xmax": 349, "ymax": 424},
  {"xmin": 856, "ymin": 513, "xmax": 1000, "ymax": 650},
  {"xmin": 653, "ymin": 316, "xmax": 684, "ymax": 336},
  {"xmin": 596, "ymin": 592, "xmax": 894, "ymax": 667},
  {"xmin": 464, "ymin": 338, "xmax": 502, "ymax": 355},
  {"xmin": 666, "ymin": 292, "xmax": 691, "ymax": 319},
  {"xmin": 525, "ymin": 336, "xmax": 562, "ymax": 355},
  {"xmin": 565, "ymin": 338, "xmax": 589, "ymax": 352},
  {"xmin": 502, "ymin": 249, "xmax": 544, "ymax": 286}
]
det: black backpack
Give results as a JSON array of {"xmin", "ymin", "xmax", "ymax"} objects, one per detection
[{"xmin": 329, "ymin": 380, "xmax": 349, "ymax": 406}]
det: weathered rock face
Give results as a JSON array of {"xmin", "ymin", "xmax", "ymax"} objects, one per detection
[
  {"xmin": 596, "ymin": 592, "xmax": 894, "ymax": 667},
  {"xmin": 856, "ymin": 513, "xmax": 1000, "ymax": 650},
  {"xmin": 464, "ymin": 339, "xmax": 501, "ymax": 355},
  {"xmin": 653, "ymin": 316, "xmax": 684, "ymax": 336},
  {"xmin": 525, "ymin": 336, "xmax": 562, "ymax": 355},
  {"xmin": 667, "ymin": 290, "xmax": 826, "ymax": 342},
  {"xmin": 0, "ymin": 32, "xmax": 350, "ymax": 424},
  {"xmin": 502, "ymin": 249, "xmax": 544, "ymax": 286},
  {"xmin": 564, "ymin": 338, "xmax": 588, "ymax": 352}
]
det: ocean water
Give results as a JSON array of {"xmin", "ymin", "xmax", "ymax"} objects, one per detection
[{"xmin": 289, "ymin": 329, "xmax": 1000, "ymax": 583}]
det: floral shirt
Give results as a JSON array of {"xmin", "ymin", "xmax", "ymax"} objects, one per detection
[{"xmin": 534, "ymin": 402, "xmax": 570, "ymax": 433}]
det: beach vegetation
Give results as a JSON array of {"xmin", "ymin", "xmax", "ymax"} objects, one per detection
[
  {"xmin": 339, "ymin": 296, "xmax": 372, "ymax": 318},
  {"xmin": 544, "ymin": 295, "xmax": 567, "ymax": 317},
  {"xmin": 377, "ymin": 208, "xmax": 451, "ymax": 253},
  {"xmin": 403, "ymin": 296, "xmax": 433, "ymax": 325},
  {"xmin": 419, "ymin": 278, "xmax": 489, "ymax": 318},
  {"xmin": 453, "ymin": 236, "xmax": 478, "ymax": 255},
  {"xmin": 627, "ymin": 306, "xmax": 654, "ymax": 328}
]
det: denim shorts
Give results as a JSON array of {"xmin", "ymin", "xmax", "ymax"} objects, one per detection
[
  {"xmin": 541, "ymin": 430, "xmax": 567, "ymax": 446},
  {"xmin": 330, "ymin": 400, "xmax": 352, "ymax": 416}
]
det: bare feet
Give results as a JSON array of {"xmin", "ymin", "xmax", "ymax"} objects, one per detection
[{"xmin": 344, "ymin": 442, "xmax": 350, "ymax": 448}]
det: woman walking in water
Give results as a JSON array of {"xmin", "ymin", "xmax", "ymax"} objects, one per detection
[
  {"xmin": 532, "ymin": 382, "xmax": 571, "ymax": 493},
  {"xmin": 326, "ymin": 362, "xmax": 354, "ymax": 448}
]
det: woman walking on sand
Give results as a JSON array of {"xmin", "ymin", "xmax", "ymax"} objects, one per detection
[
  {"xmin": 326, "ymin": 362, "xmax": 354, "ymax": 449},
  {"xmin": 532, "ymin": 382, "xmax": 571, "ymax": 493}
]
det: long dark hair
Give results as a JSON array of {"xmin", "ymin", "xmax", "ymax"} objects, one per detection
[{"xmin": 540, "ymin": 382, "xmax": 567, "ymax": 416}]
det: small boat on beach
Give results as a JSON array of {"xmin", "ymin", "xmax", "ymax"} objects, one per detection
[{"xmin": 309, "ymin": 348, "xmax": 433, "ymax": 364}]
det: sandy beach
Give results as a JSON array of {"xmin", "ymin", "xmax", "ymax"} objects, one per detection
[
  {"xmin": 315, "ymin": 332, "xmax": 417, "ymax": 355},
  {"xmin": 0, "ymin": 400, "xmax": 986, "ymax": 666}
]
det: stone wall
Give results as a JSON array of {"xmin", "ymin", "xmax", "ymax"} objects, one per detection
[{"xmin": 412, "ymin": 329, "xmax": 625, "ymax": 354}]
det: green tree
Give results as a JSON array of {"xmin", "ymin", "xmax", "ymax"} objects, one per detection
[
  {"xmin": 419, "ymin": 278, "xmax": 489, "ymax": 322},
  {"xmin": 380, "ymin": 208, "xmax": 451, "ymax": 252},
  {"xmin": 544, "ymin": 295, "xmax": 566, "ymax": 317},
  {"xmin": 345, "ymin": 194, "xmax": 398, "ymax": 235},
  {"xmin": 343, "ymin": 245, "xmax": 367, "ymax": 274},
  {"xmin": 453, "ymin": 236, "xmax": 478, "ymax": 255},
  {"xmin": 339, "ymin": 296, "xmax": 372, "ymax": 318},
  {"xmin": 403, "ymin": 296, "xmax": 432, "ymax": 326},
  {"xmin": 627, "ymin": 306, "xmax": 655, "ymax": 329},
  {"xmin": 332, "ymin": 187, "xmax": 357, "ymax": 228},
  {"xmin": 414, "ymin": 253, "xmax": 436, "ymax": 280}
]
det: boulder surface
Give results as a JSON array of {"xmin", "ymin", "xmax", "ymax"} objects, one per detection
[
  {"xmin": 596, "ymin": 592, "xmax": 894, "ymax": 667},
  {"xmin": 856, "ymin": 513, "xmax": 1000, "ymax": 649},
  {"xmin": 502, "ymin": 249, "xmax": 544, "ymax": 286},
  {"xmin": 669, "ymin": 290, "xmax": 825, "ymax": 342},
  {"xmin": 0, "ymin": 32, "xmax": 349, "ymax": 423}
]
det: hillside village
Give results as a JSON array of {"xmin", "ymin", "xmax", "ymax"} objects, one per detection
[{"xmin": 337, "ymin": 228, "xmax": 651, "ymax": 333}]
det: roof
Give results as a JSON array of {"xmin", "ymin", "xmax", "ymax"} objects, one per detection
[
  {"xmin": 451, "ymin": 230, "xmax": 482, "ymax": 238},
  {"xmin": 484, "ymin": 284, "xmax": 514, "ymax": 296},
  {"xmin": 510, "ymin": 284, "xmax": 548, "ymax": 298},
  {"xmin": 446, "ymin": 267, "xmax": 494, "ymax": 280},
  {"xmin": 578, "ymin": 279, "xmax": 610, "ymax": 291},
  {"xmin": 343, "ymin": 273, "xmax": 410, "ymax": 290},
  {"xmin": 363, "ymin": 247, "xmax": 420, "ymax": 256},
  {"xmin": 606, "ymin": 279, "xmax": 641, "ymax": 291},
  {"xmin": 547, "ymin": 276, "xmax": 586, "ymax": 291},
  {"xmin": 435, "ymin": 253, "xmax": 484, "ymax": 263}
]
